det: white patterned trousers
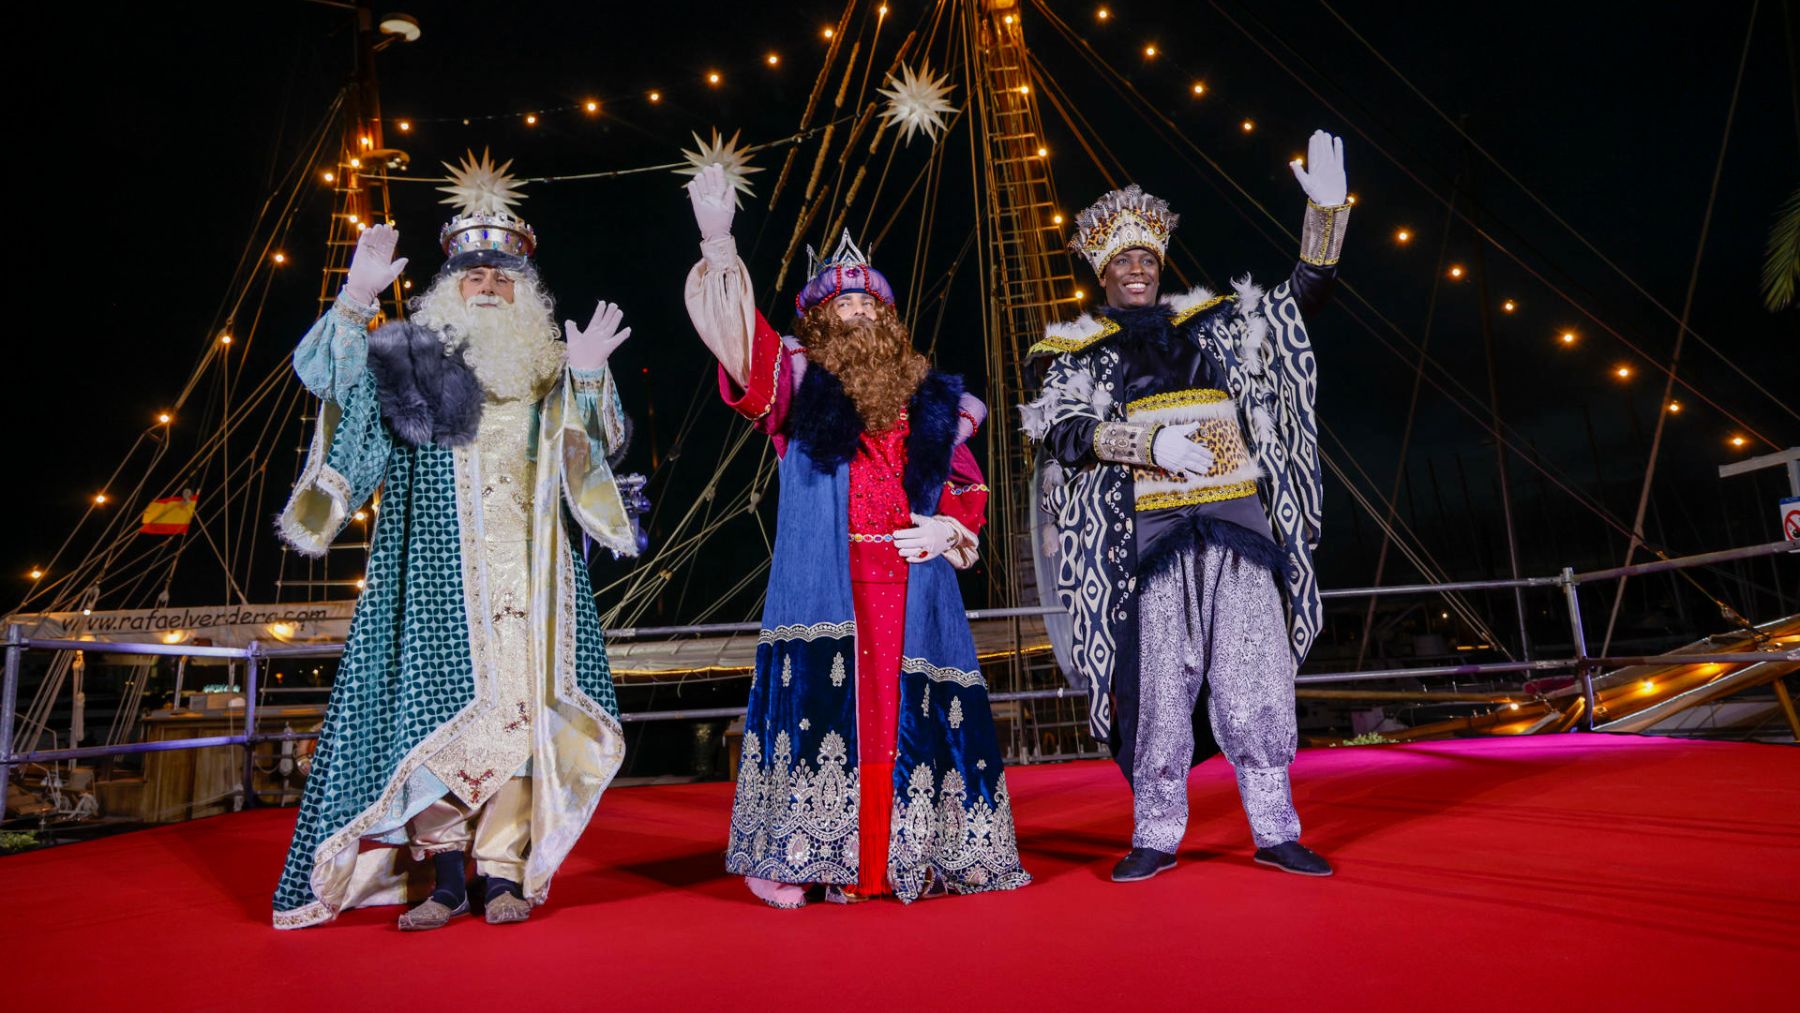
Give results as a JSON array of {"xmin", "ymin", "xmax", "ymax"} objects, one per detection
[{"xmin": 1131, "ymin": 541, "xmax": 1301, "ymax": 851}]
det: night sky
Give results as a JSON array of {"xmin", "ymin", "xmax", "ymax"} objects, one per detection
[{"xmin": 15, "ymin": 0, "xmax": 1798, "ymax": 636}]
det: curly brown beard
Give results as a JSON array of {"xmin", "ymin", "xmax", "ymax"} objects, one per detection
[{"xmin": 796, "ymin": 301, "xmax": 929, "ymax": 431}]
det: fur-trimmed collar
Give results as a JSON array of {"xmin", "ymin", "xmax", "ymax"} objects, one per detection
[
  {"xmin": 790, "ymin": 366, "xmax": 964, "ymax": 514},
  {"xmin": 1027, "ymin": 280, "xmax": 1257, "ymax": 357},
  {"xmin": 366, "ymin": 320, "xmax": 483, "ymax": 448}
]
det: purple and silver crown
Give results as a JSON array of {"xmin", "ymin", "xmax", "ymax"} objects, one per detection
[{"xmin": 796, "ymin": 229, "xmax": 895, "ymax": 314}]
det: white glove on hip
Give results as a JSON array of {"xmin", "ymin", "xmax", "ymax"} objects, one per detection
[
  {"xmin": 1152, "ymin": 421, "xmax": 1216, "ymax": 477},
  {"xmin": 687, "ymin": 163, "xmax": 737, "ymax": 241},
  {"xmin": 1290, "ymin": 130, "xmax": 1348, "ymax": 206},
  {"xmin": 342, "ymin": 224, "xmax": 409, "ymax": 308},
  {"xmin": 566, "ymin": 300, "xmax": 632, "ymax": 371},
  {"xmin": 893, "ymin": 513, "xmax": 956, "ymax": 564}
]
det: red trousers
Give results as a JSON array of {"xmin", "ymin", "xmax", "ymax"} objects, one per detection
[{"xmin": 851, "ymin": 579, "xmax": 906, "ymax": 897}]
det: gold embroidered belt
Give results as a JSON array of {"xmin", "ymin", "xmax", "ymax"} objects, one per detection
[{"xmin": 1126, "ymin": 388, "xmax": 1261, "ymax": 511}]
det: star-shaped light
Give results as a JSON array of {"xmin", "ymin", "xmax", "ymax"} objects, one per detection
[
  {"xmin": 437, "ymin": 148, "xmax": 526, "ymax": 216},
  {"xmin": 878, "ymin": 63, "xmax": 958, "ymax": 145},
  {"xmin": 674, "ymin": 128, "xmax": 763, "ymax": 206}
]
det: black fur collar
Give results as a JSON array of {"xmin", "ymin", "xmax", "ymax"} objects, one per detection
[
  {"xmin": 365, "ymin": 320, "xmax": 483, "ymax": 448},
  {"xmin": 790, "ymin": 365, "xmax": 964, "ymax": 514}
]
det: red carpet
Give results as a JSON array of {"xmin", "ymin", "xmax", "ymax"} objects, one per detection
[{"xmin": 3, "ymin": 734, "xmax": 1795, "ymax": 1011}]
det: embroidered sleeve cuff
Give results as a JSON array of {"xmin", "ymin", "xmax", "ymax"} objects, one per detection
[
  {"xmin": 1300, "ymin": 200, "xmax": 1352, "ymax": 266},
  {"xmin": 699, "ymin": 234, "xmax": 740, "ymax": 273},
  {"xmin": 1093, "ymin": 421, "xmax": 1158, "ymax": 466},
  {"xmin": 570, "ymin": 364, "xmax": 609, "ymax": 392},
  {"xmin": 332, "ymin": 289, "xmax": 381, "ymax": 326}
]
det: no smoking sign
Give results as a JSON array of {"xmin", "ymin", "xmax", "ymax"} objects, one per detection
[{"xmin": 1783, "ymin": 496, "xmax": 1800, "ymax": 542}]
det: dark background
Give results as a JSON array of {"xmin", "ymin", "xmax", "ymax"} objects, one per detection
[{"xmin": 13, "ymin": 1, "xmax": 1798, "ymax": 651}]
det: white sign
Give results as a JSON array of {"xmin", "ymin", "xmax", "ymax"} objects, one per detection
[{"xmin": 1783, "ymin": 496, "xmax": 1800, "ymax": 542}]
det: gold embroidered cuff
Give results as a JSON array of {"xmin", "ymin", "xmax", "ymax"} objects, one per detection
[
  {"xmin": 1300, "ymin": 200, "xmax": 1352, "ymax": 266},
  {"xmin": 332, "ymin": 289, "xmax": 380, "ymax": 326},
  {"xmin": 1093, "ymin": 421, "xmax": 1158, "ymax": 466}
]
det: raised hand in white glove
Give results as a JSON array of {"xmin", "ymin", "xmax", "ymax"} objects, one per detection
[
  {"xmin": 1290, "ymin": 130, "xmax": 1348, "ymax": 206},
  {"xmin": 893, "ymin": 513, "xmax": 956, "ymax": 564},
  {"xmin": 566, "ymin": 300, "xmax": 632, "ymax": 372},
  {"xmin": 686, "ymin": 163, "xmax": 737, "ymax": 241},
  {"xmin": 343, "ymin": 224, "xmax": 409, "ymax": 307},
  {"xmin": 1152, "ymin": 422, "xmax": 1217, "ymax": 477}
]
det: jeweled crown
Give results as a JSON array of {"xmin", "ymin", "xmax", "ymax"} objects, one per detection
[{"xmin": 1068, "ymin": 184, "xmax": 1179, "ymax": 277}]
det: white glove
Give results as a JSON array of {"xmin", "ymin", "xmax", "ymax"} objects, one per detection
[
  {"xmin": 1290, "ymin": 130, "xmax": 1347, "ymax": 206},
  {"xmin": 342, "ymin": 224, "xmax": 409, "ymax": 307},
  {"xmin": 566, "ymin": 300, "xmax": 632, "ymax": 371},
  {"xmin": 893, "ymin": 513, "xmax": 956, "ymax": 564},
  {"xmin": 1152, "ymin": 422, "xmax": 1216, "ymax": 476},
  {"xmin": 686, "ymin": 163, "xmax": 736, "ymax": 241}
]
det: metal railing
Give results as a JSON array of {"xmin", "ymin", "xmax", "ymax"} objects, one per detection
[{"xmin": 4, "ymin": 539, "xmax": 1796, "ymax": 815}]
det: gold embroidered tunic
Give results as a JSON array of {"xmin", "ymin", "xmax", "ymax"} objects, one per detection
[{"xmin": 424, "ymin": 396, "xmax": 537, "ymax": 806}]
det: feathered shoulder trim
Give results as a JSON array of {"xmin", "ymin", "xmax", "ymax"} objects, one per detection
[{"xmin": 1027, "ymin": 286, "xmax": 1238, "ymax": 357}]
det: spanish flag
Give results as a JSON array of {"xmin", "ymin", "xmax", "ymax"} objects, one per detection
[{"xmin": 141, "ymin": 494, "xmax": 198, "ymax": 536}]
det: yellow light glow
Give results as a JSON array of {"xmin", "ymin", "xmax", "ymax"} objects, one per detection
[
  {"xmin": 585, "ymin": 99, "xmax": 600, "ymax": 113},
  {"xmin": 162, "ymin": 630, "xmax": 186, "ymax": 644},
  {"xmin": 219, "ymin": 333, "xmax": 233, "ymax": 345},
  {"xmin": 1052, "ymin": 213, "xmax": 1065, "ymax": 225},
  {"xmin": 157, "ymin": 412, "xmax": 172, "ymax": 425},
  {"xmin": 525, "ymin": 113, "xmax": 538, "ymax": 125},
  {"xmin": 1730, "ymin": 435, "xmax": 1747, "ymax": 447},
  {"xmin": 1097, "ymin": 7, "xmax": 1111, "ymax": 20},
  {"xmin": 1191, "ymin": 82, "xmax": 1206, "ymax": 96},
  {"xmin": 1144, "ymin": 45, "xmax": 1158, "ymax": 58},
  {"xmin": 402, "ymin": 279, "xmax": 412, "ymax": 290},
  {"xmin": 1003, "ymin": 14, "xmax": 1014, "ymax": 24},
  {"xmin": 1018, "ymin": 85, "xmax": 1031, "ymax": 94},
  {"xmin": 94, "ymin": 493, "xmax": 108, "ymax": 505},
  {"xmin": 1291, "ymin": 153, "xmax": 1305, "ymax": 166},
  {"xmin": 648, "ymin": 90, "xmax": 662, "ymax": 103},
  {"xmin": 356, "ymin": 222, "xmax": 367, "ymax": 232},
  {"xmin": 879, "ymin": 4, "xmax": 888, "ymax": 15},
  {"xmin": 347, "ymin": 213, "xmax": 359, "ymax": 223},
  {"xmin": 1502, "ymin": 299, "xmax": 1517, "ymax": 312},
  {"xmin": 359, "ymin": 135, "xmax": 371, "ymax": 147},
  {"xmin": 272, "ymin": 252, "xmax": 287, "ymax": 265},
  {"xmin": 353, "ymin": 510, "xmax": 368, "ymax": 522},
  {"xmin": 766, "ymin": 53, "xmax": 780, "ymax": 66},
  {"xmin": 1395, "ymin": 229, "xmax": 1412, "ymax": 243},
  {"xmin": 1509, "ymin": 702, "xmax": 1520, "ymax": 711},
  {"xmin": 355, "ymin": 578, "xmax": 367, "ymax": 590},
  {"xmin": 707, "ymin": 72, "xmax": 721, "ymax": 85},
  {"xmin": 1241, "ymin": 119, "xmax": 1255, "ymax": 132},
  {"xmin": 269, "ymin": 622, "xmax": 294, "ymax": 638},
  {"xmin": 1560, "ymin": 330, "xmax": 1577, "ymax": 345},
  {"xmin": 1075, "ymin": 289, "xmax": 1086, "ymax": 300},
  {"xmin": 321, "ymin": 171, "xmax": 335, "ymax": 183},
  {"xmin": 348, "ymin": 158, "xmax": 362, "ymax": 169},
  {"xmin": 1615, "ymin": 365, "xmax": 1632, "ymax": 379},
  {"xmin": 1448, "ymin": 264, "xmax": 1465, "ymax": 279},
  {"xmin": 823, "ymin": 26, "xmax": 835, "ymax": 39},
  {"xmin": 1036, "ymin": 146, "xmax": 1048, "ymax": 157},
  {"xmin": 397, "ymin": 120, "xmax": 411, "ymax": 132},
  {"xmin": 1667, "ymin": 400, "xmax": 1682, "ymax": 413},
  {"xmin": 28, "ymin": 568, "xmax": 44, "ymax": 580},
  {"xmin": 1640, "ymin": 680, "xmax": 1655, "ymax": 693},
  {"xmin": 1347, "ymin": 194, "xmax": 1358, "ymax": 205}
]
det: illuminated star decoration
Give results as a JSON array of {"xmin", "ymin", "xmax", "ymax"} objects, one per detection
[
  {"xmin": 437, "ymin": 148, "xmax": 526, "ymax": 215},
  {"xmin": 878, "ymin": 63, "xmax": 958, "ymax": 145},
  {"xmin": 674, "ymin": 128, "xmax": 763, "ymax": 207}
]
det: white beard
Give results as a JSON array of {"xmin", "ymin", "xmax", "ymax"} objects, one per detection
[{"xmin": 411, "ymin": 277, "xmax": 566, "ymax": 402}]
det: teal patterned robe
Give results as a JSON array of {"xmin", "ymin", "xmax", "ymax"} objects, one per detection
[{"xmin": 271, "ymin": 294, "xmax": 638, "ymax": 929}]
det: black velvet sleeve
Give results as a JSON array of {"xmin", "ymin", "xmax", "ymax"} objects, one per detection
[
  {"xmin": 1042, "ymin": 417, "xmax": 1099, "ymax": 467},
  {"xmin": 1287, "ymin": 260, "xmax": 1339, "ymax": 318}
]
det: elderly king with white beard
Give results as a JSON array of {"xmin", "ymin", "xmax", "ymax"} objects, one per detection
[{"xmin": 271, "ymin": 151, "xmax": 640, "ymax": 931}]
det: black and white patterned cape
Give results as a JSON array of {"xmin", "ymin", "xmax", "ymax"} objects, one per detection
[{"xmin": 1020, "ymin": 279, "xmax": 1323, "ymax": 743}]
